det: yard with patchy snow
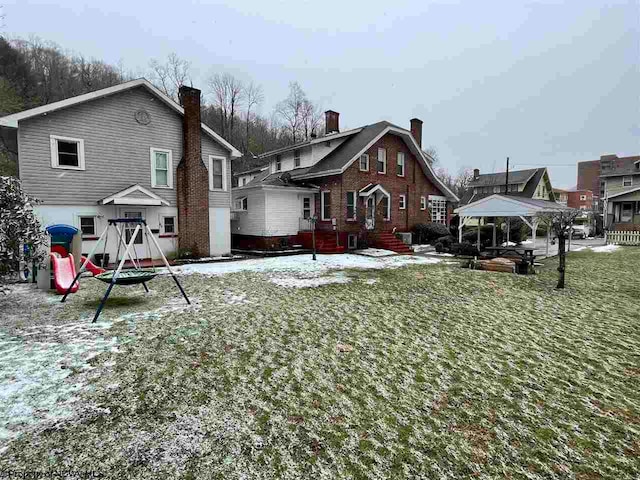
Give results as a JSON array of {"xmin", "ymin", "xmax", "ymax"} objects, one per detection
[{"xmin": 1, "ymin": 248, "xmax": 639, "ymax": 479}]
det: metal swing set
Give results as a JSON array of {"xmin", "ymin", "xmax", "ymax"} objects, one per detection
[{"xmin": 61, "ymin": 218, "xmax": 190, "ymax": 322}]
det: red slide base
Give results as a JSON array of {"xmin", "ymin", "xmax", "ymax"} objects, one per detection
[
  {"xmin": 50, "ymin": 253, "xmax": 79, "ymax": 295},
  {"xmin": 81, "ymin": 256, "xmax": 106, "ymax": 276}
]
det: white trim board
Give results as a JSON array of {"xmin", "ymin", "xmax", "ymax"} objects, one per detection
[
  {"xmin": 100, "ymin": 184, "xmax": 170, "ymax": 206},
  {"xmin": 0, "ymin": 78, "xmax": 242, "ymax": 158}
]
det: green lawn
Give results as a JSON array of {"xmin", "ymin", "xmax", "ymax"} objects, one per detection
[{"xmin": 1, "ymin": 249, "xmax": 639, "ymax": 479}]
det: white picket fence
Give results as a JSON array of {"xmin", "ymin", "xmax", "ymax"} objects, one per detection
[{"xmin": 606, "ymin": 231, "xmax": 640, "ymax": 245}]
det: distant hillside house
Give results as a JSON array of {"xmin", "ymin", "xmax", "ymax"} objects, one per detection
[
  {"xmin": 0, "ymin": 79, "xmax": 242, "ymax": 260},
  {"xmin": 231, "ymin": 112, "xmax": 458, "ymax": 253},
  {"xmin": 461, "ymin": 167, "xmax": 555, "ymax": 205}
]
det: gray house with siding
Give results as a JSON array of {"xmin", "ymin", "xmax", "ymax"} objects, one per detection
[{"xmin": 0, "ymin": 79, "xmax": 242, "ymax": 259}]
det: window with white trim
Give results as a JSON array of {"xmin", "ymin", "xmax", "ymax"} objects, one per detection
[
  {"xmin": 321, "ymin": 191, "xmax": 331, "ymax": 220},
  {"xmin": 381, "ymin": 195, "xmax": 390, "ymax": 220},
  {"xmin": 359, "ymin": 154, "xmax": 369, "ymax": 171},
  {"xmin": 150, "ymin": 148, "xmax": 173, "ymax": 188},
  {"xmin": 79, "ymin": 216, "xmax": 96, "ymax": 237},
  {"xmin": 294, "ymin": 149, "xmax": 301, "ymax": 168},
  {"xmin": 429, "ymin": 196, "xmax": 447, "ymax": 224},
  {"xmin": 346, "ymin": 191, "xmax": 357, "ymax": 220},
  {"xmin": 234, "ymin": 197, "xmax": 248, "ymax": 211},
  {"xmin": 209, "ymin": 156, "xmax": 227, "ymax": 191},
  {"xmin": 377, "ymin": 148, "xmax": 386, "ymax": 174},
  {"xmin": 399, "ymin": 194, "xmax": 406, "ymax": 209},
  {"xmin": 580, "ymin": 194, "xmax": 587, "ymax": 201},
  {"xmin": 347, "ymin": 234, "xmax": 357, "ymax": 249},
  {"xmin": 397, "ymin": 152, "xmax": 405, "ymax": 177},
  {"xmin": 275, "ymin": 155, "xmax": 282, "ymax": 172},
  {"xmin": 302, "ymin": 197, "xmax": 312, "ymax": 219},
  {"xmin": 420, "ymin": 196, "xmax": 426, "ymax": 210},
  {"xmin": 623, "ymin": 176, "xmax": 633, "ymax": 187},
  {"xmin": 50, "ymin": 135, "xmax": 85, "ymax": 170},
  {"xmin": 162, "ymin": 216, "xmax": 176, "ymax": 234}
]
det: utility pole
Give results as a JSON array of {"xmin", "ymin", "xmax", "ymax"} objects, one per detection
[{"xmin": 504, "ymin": 157, "xmax": 510, "ymax": 195}]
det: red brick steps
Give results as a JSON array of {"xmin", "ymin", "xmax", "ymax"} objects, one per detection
[{"xmin": 371, "ymin": 233, "xmax": 413, "ymax": 254}]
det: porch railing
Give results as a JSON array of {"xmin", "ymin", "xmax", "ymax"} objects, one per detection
[
  {"xmin": 298, "ymin": 217, "xmax": 337, "ymax": 232},
  {"xmin": 606, "ymin": 230, "xmax": 640, "ymax": 245}
]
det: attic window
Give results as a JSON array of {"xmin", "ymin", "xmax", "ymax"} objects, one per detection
[
  {"xmin": 294, "ymin": 149, "xmax": 301, "ymax": 168},
  {"xmin": 50, "ymin": 135, "xmax": 85, "ymax": 170},
  {"xmin": 623, "ymin": 176, "xmax": 633, "ymax": 187},
  {"xmin": 275, "ymin": 155, "xmax": 282, "ymax": 172}
]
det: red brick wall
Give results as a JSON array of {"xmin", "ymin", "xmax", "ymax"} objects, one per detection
[
  {"xmin": 567, "ymin": 190, "xmax": 593, "ymax": 210},
  {"xmin": 577, "ymin": 160, "xmax": 600, "ymax": 196},
  {"xmin": 311, "ymin": 132, "xmax": 447, "ymax": 235},
  {"xmin": 176, "ymin": 86, "xmax": 210, "ymax": 257}
]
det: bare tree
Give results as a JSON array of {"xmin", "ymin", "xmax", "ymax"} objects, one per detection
[
  {"xmin": 275, "ymin": 82, "xmax": 306, "ymax": 143},
  {"xmin": 208, "ymin": 73, "xmax": 244, "ymax": 143},
  {"xmin": 243, "ymin": 81, "xmax": 263, "ymax": 152},
  {"xmin": 300, "ymin": 98, "xmax": 323, "ymax": 140},
  {"xmin": 424, "ymin": 145, "xmax": 439, "ymax": 165},
  {"xmin": 537, "ymin": 209, "xmax": 580, "ymax": 289},
  {"xmin": 436, "ymin": 166, "xmax": 474, "ymax": 199},
  {"xmin": 149, "ymin": 53, "xmax": 191, "ymax": 103}
]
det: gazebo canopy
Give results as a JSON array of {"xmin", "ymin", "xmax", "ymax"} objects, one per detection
[
  {"xmin": 453, "ymin": 194, "xmax": 573, "ymax": 248},
  {"xmin": 454, "ymin": 194, "xmax": 569, "ymax": 217}
]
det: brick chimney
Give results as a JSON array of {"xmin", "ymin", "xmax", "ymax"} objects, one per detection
[
  {"xmin": 325, "ymin": 110, "xmax": 339, "ymax": 135},
  {"xmin": 176, "ymin": 85, "xmax": 210, "ymax": 257},
  {"xmin": 473, "ymin": 168, "xmax": 480, "ymax": 179},
  {"xmin": 410, "ymin": 118, "xmax": 423, "ymax": 147}
]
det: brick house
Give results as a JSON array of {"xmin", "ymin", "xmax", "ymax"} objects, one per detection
[
  {"xmin": 553, "ymin": 188, "xmax": 593, "ymax": 211},
  {"xmin": 577, "ymin": 153, "xmax": 640, "ymax": 229},
  {"xmin": 231, "ymin": 112, "xmax": 458, "ymax": 253}
]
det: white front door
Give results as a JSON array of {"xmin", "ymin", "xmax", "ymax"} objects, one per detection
[{"xmin": 119, "ymin": 209, "xmax": 148, "ymax": 260}]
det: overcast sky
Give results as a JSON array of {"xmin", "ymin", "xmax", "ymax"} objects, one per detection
[{"xmin": 4, "ymin": 0, "xmax": 639, "ymax": 188}]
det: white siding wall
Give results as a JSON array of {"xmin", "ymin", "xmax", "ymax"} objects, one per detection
[
  {"xmin": 34, "ymin": 205, "xmax": 179, "ymax": 260},
  {"xmin": 264, "ymin": 190, "xmax": 314, "ymax": 236},
  {"xmin": 231, "ymin": 189, "xmax": 267, "ymax": 236}
]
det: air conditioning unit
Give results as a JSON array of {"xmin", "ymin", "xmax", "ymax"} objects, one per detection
[{"xmin": 396, "ymin": 232, "xmax": 412, "ymax": 245}]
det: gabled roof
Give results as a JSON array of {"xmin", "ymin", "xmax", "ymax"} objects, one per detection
[
  {"xmin": 460, "ymin": 168, "xmax": 552, "ymax": 205},
  {"xmin": 100, "ymin": 184, "xmax": 170, "ymax": 206},
  {"xmin": 599, "ymin": 155, "xmax": 640, "ymax": 177},
  {"xmin": 0, "ymin": 78, "xmax": 242, "ymax": 158},
  {"xmin": 469, "ymin": 168, "xmax": 539, "ymax": 187},
  {"xmin": 256, "ymin": 127, "xmax": 363, "ymax": 159}
]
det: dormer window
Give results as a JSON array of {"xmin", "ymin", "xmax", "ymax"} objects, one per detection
[
  {"xmin": 623, "ymin": 176, "xmax": 633, "ymax": 187},
  {"xmin": 294, "ymin": 149, "xmax": 301, "ymax": 168},
  {"xmin": 275, "ymin": 155, "xmax": 282, "ymax": 172}
]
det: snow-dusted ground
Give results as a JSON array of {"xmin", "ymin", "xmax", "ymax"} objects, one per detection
[
  {"xmin": 411, "ymin": 244, "xmax": 433, "ymax": 253},
  {"xmin": 590, "ymin": 244, "xmax": 620, "ymax": 253},
  {"xmin": 170, "ymin": 253, "xmax": 442, "ymax": 280},
  {"xmin": 0, "ymin": 321, "xmax": 116, "ymax": 447},
  {"xmin": 353, "ymin": 248, "xmax": 397, "ymax": 257}
]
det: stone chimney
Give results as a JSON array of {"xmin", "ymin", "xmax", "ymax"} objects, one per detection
[
  {"xmin": 325, "ymin": 110, "xmax": 339, "ymax": 135},
  {"xmin": 473, "ymin": 168, "xmax": 480, "ymax": 179},
  {"xmin": 410, "ymin": 118, "xmax": 423, "ymax": 147},
  {"xmin": 176, "ymin": 85, "xmax": 210, "ymax": 257}
]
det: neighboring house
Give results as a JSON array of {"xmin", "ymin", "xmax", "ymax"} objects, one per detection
[
  {"xmin": 235, "ymin": 165, "xmax": 269, "ymax": 187},
  {"xmin": 553, "ymin": 188, "xmax": 593, "ymax": 211},
  {"xmin": 0, "ymin": 79, "xmax": 242, "ymax": 260},
  {"xmin": 461, "ymin": 167, "xmax": 556, "ymax": 205},
  {"xmin": 231, "ymin": 112, "xmax": 458, "ymax": 252},
  {"xmin": 597, "ymin": 155, "xmax": 640, "ymax": 229}
]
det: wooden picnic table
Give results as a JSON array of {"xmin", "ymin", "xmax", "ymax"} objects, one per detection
[{"xmin": 483, "ymin": 246, "xmax": 536, "ymax": 267}]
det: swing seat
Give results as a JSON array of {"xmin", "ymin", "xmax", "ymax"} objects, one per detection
[{"xmin": 95, "ymin": 269, "xmax": 158, "ymax": 285}]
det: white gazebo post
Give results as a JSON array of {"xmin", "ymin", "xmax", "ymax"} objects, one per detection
[
  {"xmin": 477, "ymin": 217, "xmax": 482, "ymax": 251},
  {"xmin": 546, "ymin": 227, "xmax": 550, "ymax": 256},
  {"xmin": 459, "ymin": 216, "xmax": 465, "ymax": 243},
  {"xmin": 531, "ymin": 218, "xmax": 538, "ymax": 249},
  {"xmin": 492, "ymin": 221, "xmax": 497, "ymax": 247}
]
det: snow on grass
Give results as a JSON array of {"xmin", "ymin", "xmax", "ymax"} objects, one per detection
[
  {"xmin": 411, "ymin": 244, "xmax": 433, "ymax": 253},
  {"xmin": 270, "ymin": 271, "xmax": 352, "ymax": 288},
  {"xmin": 353, "ymin": 248, "xmax": 397, "ymax": 257},
  {"xmin": 170, "ymin": 253, "xmax": 442, "ymax": 279},
  {"xmin": 0, "ymin": 321, "xmax": 116, "ymax": 444},
  {"xmin": 590, "ymin": 244, "xmax": 620, "ymax": 253}
]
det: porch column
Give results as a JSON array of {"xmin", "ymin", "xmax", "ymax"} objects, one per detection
[
  {"xmin": 492, "ymin": 222, "xmax": 497, "ymax": 247},
  {"xmin": 459, "ymin": 217, "xmax": 464, "ymax": 243},
  {"xmin": 477, "ymin": 218, "xmax": 482, "ymax": 252}
]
